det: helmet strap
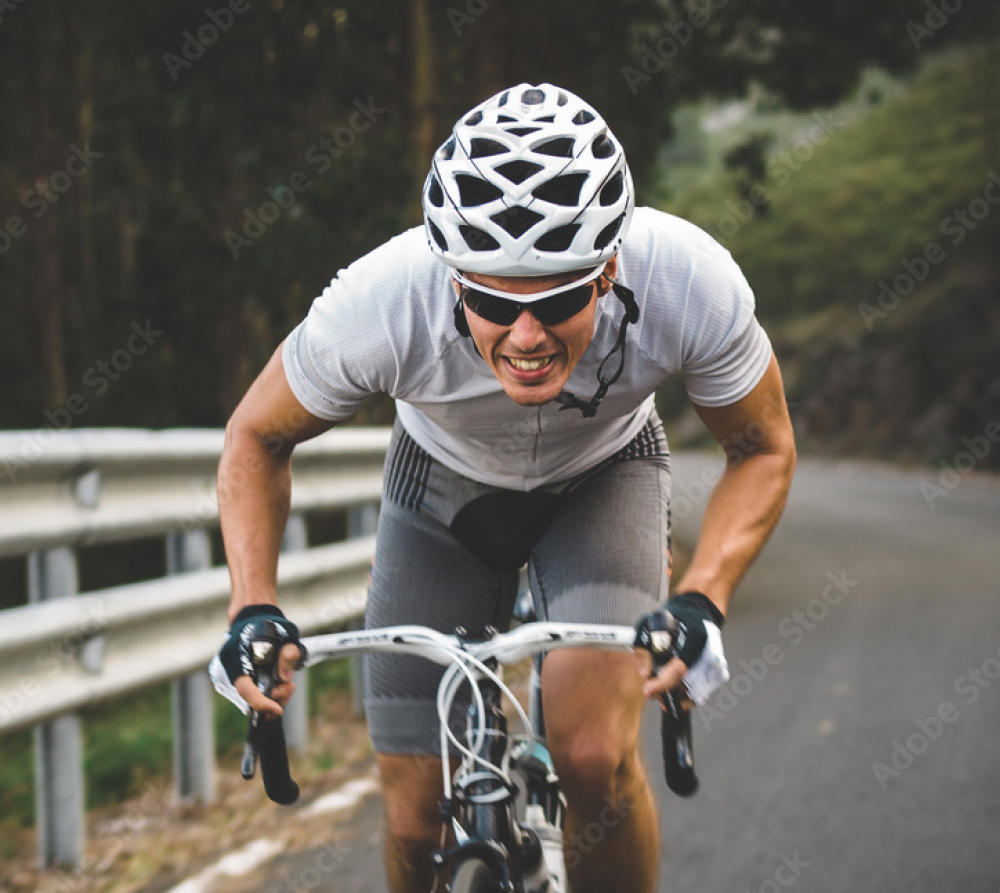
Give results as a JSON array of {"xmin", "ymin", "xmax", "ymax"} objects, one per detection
[{"xmin": 554, "ymin": 276, "xmax": 639, "ymax": 419}]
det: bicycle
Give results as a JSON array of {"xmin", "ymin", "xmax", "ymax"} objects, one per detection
[{"xmin": 237, "ymin": 609, "xmax": 699, "ymax": 893}]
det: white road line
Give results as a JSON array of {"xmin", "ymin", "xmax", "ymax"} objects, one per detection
[
  {"xmin": 166, "ymin": 838, "xmax": 283, "ymax": 893},
  {"xmin": 164, "ymin": 773, "xmax": 380, "ymax": 893},
  {"xmin": 301, "ymin": 774, "xmax": 380, "ymax": 817}
]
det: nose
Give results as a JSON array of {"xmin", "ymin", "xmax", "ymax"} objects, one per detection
[{"xmin": 506, "ymin": 309, "xmax": 547, "ymax": 352}]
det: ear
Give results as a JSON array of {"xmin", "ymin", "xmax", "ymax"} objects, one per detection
[{"xmin": 599, "ymin": 254, "xmax": 619, "ymax": 296}]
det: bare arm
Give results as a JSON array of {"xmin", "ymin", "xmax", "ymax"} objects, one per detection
[
  {"xmin": 219, "ymin": 343, "xmax": 335, "ymax": 621},
  {"xmin": 644, "ymin": 354, "xmax": 796, "ymax": 698},
  {"xmin": 673, "ymin": 353, "xmax": 797, "ymax": 617}
]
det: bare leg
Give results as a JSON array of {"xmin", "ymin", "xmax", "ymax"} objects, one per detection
[
  {"xmin": 542, "ymin": 650, "xmax": 659, "ymax": 893},
  {"xmin": 377, "ymin": 753, "xmax": 448, "ymax": 893}
]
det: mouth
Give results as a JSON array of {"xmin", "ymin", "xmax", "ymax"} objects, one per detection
[{"xmin": 502, "ymin": 354, "xmax": 556, "ymax": 381}]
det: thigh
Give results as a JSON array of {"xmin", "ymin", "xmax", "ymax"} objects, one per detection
[
  {"xmin": 364, "ymin": 495, "xmax": 519, "ymax": 755},
  {"xmin": 528, "ymin": 456, "xmax": 671, "ymax": 626}
]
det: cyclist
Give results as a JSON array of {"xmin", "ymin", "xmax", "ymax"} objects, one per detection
[{"xmin": 214, "ymin": 83, "xmax": 795, "ymax": 893}]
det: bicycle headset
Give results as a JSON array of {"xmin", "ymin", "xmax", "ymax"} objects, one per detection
[{"xmin": 421, "ymin": 83, "xmax": 639, "ymax": 418}]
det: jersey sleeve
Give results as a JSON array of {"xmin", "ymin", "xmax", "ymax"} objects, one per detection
[
  {"xmin": 282, "ymin": 232, "xmax": 425, "ymax": 421},
  {"xmin": 678, "ymin": 243, "xmax": 773, "ymax": 407}
]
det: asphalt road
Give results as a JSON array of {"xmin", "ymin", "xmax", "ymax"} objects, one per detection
[{"xmin": 226, "ymin": 453, "xmax": 1000, "ymax": 893}]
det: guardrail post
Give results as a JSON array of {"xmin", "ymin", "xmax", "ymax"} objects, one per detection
[
  {"xmin": 281, "ymin": 514, "xmax": 309, "ymax": 753},
  {"xmin": 347, "ymin": 504, "xmax": 378, "ymax": 716},
  {"xmin": 166, "ymin": 530, "xmax": 215, "ymax": 803},
  {"xmin": 28, "ymin": 547, "xmax": 84, "ymax": 867}
]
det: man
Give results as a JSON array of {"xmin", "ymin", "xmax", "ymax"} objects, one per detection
[{"xmin": 214, "ymin": 83, "xmax": 795, "ymax": 893}]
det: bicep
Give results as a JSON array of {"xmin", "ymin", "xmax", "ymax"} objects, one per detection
[
  {"xmin": 691, "ymin": 353, "xmax": 795, "ymax": 463},
  {"xmin": 228, "ymin": 342, "xmax": 336, "ymax": 456}
]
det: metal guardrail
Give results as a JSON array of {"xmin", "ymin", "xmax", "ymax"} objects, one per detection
[{"xmin": 0, "ymin": 426, "xmax": 391, "ymax": 867}]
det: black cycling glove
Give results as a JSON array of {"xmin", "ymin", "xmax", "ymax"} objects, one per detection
[
  {"xmin": 218, "ymin": 604, "xmax": 307, "ymax": 685},
  {"xmin": 635, "ymin": 591, "xmax": 724, "ymax": 668}
]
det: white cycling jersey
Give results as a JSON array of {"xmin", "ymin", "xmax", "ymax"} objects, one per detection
[{"xmin": 283, "ymin": 206, "xmax": 772, "ymax": 490}]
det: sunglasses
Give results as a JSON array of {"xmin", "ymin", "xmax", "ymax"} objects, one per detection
[{"xmin": 454, "ymin": 266, "xmax": 603, "ymax": 327}]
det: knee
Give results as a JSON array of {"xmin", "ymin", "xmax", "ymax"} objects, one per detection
[{"xmin": 551, "ymin": 731, "xmax": 634, "ymax": 805}]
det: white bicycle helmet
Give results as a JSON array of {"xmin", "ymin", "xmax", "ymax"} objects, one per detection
[{"xmin": 422, "ymin": 83, "xmax": 635, "ymax": 276}]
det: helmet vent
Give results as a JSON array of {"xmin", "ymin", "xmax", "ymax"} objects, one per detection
[
  {"xmin": 533, "ymin": 137, "xmax": 575, "ymax": 158},
  {"xmin": 495, "ymin": 160, "xmax": 544, "ymax": 184},
  {"xmin": 497, "ymin": 115, "xmax": 516, "ymax": 123},
  {"xmin": 535, "ymin": 224, "xmax": 581, "ymax": 252},
  {"xmin": 593, "ymin": 212, "xmax": 626, "ymax": 250},
  {"xmin": 465, "ymin": 111, "xmax": 484, "ymax": 126},
  {"xmin": 470, "ymin": 138, "xmax": 509, "ymax": 158},
  {"xmin": 460, "ymin": 225, "xmax": 501, "ymax": 252},
  {"xmin": 456, "ymin": 174, "xmax": 504, "ymax": 207},
  {"xmin": 532, "ymin": 173, "xmax": 588, "ymax": 207},
  {"xmin": 522, "ymin": 89, "xmax": 545, "ymax": 104},
  {"xmin": 534, "ymin": 115, "xmax": 555, "ymax": 123},
  {"xmin": 572, "ymin": 110, "xmax": 595, "ymax": 125},
  {"xmin": 599, "ymin": 171, "xmax": 624, "ymax": 206},
  {"xmin": 440, "ymin": 138, "xmax": 456, "ymax": 161},
  {"xmin": 592, "ymin": 134, "xmax": 615, "ymax": 159},
  {"xmin": 506, "ymin": 126, "xmax": 541, "ymax": 137},
  {"xmin": 557, "ymin": 92, "xmax": 568, "ymax": 106},
  {"xmin": 490, "ymin": 206, "xmax": 544, "ymax": 238},
  {"xmin": 429, "ymin": 221, "xmax": 448, "ymax": 251},
  {"xmin": 498, "ymin": 91, "xmax": 510, "ymax": 106},
  {"xmin": 427, "ymin": 176, "xmax": 445, "ymax": 207}
]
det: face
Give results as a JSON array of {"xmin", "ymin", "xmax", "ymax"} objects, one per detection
[{"xmin": 458, "ymin": 257, "xmax": 617, "ymax": 407}]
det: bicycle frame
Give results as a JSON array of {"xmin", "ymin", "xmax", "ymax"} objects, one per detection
[
  {"xmin": 230, "ymin": 619, "xmax": 696, "ymax": 891},
  {"xmin": 302, "ymin": 622, "xmax": 638, "ymax": 892}
]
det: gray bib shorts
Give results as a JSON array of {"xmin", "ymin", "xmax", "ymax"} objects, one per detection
[{"xmin": 363, "ymin": 413, "xmax": 672, "ymax": 754}]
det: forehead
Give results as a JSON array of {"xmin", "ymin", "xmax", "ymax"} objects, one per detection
[{"xmin": 463, "ymin": 268, "xmax": 589, "ymax": 296}]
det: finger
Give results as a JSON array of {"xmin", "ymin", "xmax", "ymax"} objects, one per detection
[
  {"xmin": 641, "ymin": 656, "xmax": 688, "ymax": 701},
  {"xmin": 235, "ymin": 675, "xmax": 284, "ymax": 718},
  {"xmin": 276, "ymin": 642, "xmax": 304, "ymax": 683}
]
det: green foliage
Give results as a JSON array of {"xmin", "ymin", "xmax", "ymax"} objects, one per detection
[
  {"xmin": 661, "ymin": 45, "xmax": 1000, "ymax": 464},
  {"xmin": 0, "ymin": 666, "xmax": 353, "ymax": 830},
  {"xmin": 0, "ymin": 0, "xmax": 965, "ymax": 431}
]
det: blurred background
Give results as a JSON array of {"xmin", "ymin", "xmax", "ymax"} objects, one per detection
[{"xmin": 1, "ymin": 0, "xmax": 998, "ymax": 884}]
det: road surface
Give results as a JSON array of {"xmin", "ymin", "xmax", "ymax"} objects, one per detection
[{"xmin": 188, "ymin": 454, "xmax": 1000, "ymax": 893}]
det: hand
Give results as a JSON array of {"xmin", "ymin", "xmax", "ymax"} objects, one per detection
[
  {"xmin": 636, "ymin": 592, "xmax": 729, "ymax": 706},
  {"xmin": 216, "ymin": 605, "xmax": 307, "ymax": 718}
]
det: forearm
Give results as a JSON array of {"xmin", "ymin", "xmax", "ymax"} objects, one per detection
[
  {"xmin": 218, "ymin": 421, "xmax": 293, "ymax": 622},
  {"xmin": 673, "ymin": 448, "xmax": 795, "ymax": 616}
]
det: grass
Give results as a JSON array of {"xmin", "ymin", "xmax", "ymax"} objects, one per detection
[{"xmin": 0, "ymin": 657, "xmax": 356, "ymax": 846}]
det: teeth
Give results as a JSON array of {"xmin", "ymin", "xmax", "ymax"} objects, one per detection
[{"xmin": 508, "ymin": 357, "xmax": 549, "ymax": 371}]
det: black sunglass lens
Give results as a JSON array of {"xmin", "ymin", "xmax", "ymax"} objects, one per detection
[
  {"xmin": 532, "ymin": 284, "xmax": 594, "ymax": 325},
  {"xmin": 463, "ymin": 289, "xmax": 521, "ymax": 325}
]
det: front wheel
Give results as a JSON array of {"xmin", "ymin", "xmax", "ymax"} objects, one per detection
[{"xmin": 450, "ymin": 857, "xmax": 495, "ymax": 893}]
